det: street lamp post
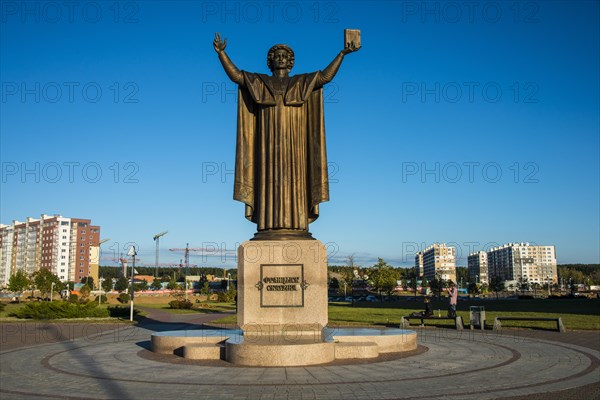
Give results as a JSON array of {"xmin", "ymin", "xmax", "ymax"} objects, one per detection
[
  {"xmin": 127, "ymin": 246, "xmax": 137, "ymax": 322},
  {"xmin": 50, "ymin": 282, "xmax": 55, "ymax": 302},
  {"xmin": 414, "ymin": 265, "xmax": 418, "ymax": 300},
  {"xmin": 98, "ymin": 277, "xmax": 103, "ymax": 305}
]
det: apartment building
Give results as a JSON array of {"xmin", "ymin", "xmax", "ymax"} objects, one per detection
[
  {"xmin": 0, "ymin": 215, "xmax": 100, "ymax": 287},
  {"xmin": 414, "ymin": 252, "xmax": 424, "ymax": 277},
  {"xmin": 467, "ymin": 251, "xmax": 489, "ymax": 285},
  {"xmin": 420, "ymin": 243, "xmax": 457, "ymax": 283},
  {"xmin": 487, "ymin": 242, "xmax": 557, "ymax": 285}
]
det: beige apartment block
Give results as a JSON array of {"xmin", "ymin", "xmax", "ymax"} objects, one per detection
[
  {"xmin": 487, "ymin": 242, "xmax": 557, "ymax": 286},
  {"xmin": 419, "ymin": 243, "xmax": 457, "ymax": 283},
  {"xmin": 467, "ymin": 251, "xmax": 489, "ymax": 285}
]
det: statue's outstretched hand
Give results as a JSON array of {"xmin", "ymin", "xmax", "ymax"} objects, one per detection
[
  {"xmin": 342, "ymin": 41, "xmax": 360, "ymax": 55},
  {"xmin": 213, "ymin": 33, "xmax": 227, "ymax": 53}
]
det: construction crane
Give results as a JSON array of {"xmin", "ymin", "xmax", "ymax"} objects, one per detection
[
  {"xmin": 168, "ymin": 243, "xmax": 201, "ymax": 275},
  {"xmin": 153, "ymin": 231, "xmax": 168, "ymax": 278}
]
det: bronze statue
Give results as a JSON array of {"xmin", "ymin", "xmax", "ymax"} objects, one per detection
[{"xmin": 214, "ymin": 32, "xmax": 360, "ymax": 240}]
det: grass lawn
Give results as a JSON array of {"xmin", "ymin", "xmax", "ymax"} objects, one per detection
[
  {"xmin": 211, "ymin": 298, "xmax": 600, "ymax": 330},
  {"xmin": 137, "ymin": 301, "xmax": 236, "ymax": 314}
]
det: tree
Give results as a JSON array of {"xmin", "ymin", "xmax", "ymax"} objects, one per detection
[
  {"xmin": 151, "ymin": 279, "xmax": 163, "ymax": 291},
  {"xmin": 420, "ymin": 277, "xmax": 429, "ymax": 292},
  {"xmin": 517, "ymin": 276, "xmax": 530, "ymax": 293},
  {"xmin": 167, "ymin": 279, "xmax": 180, "ymax": 290},
  {"xmin": 200, "ymin": 281, "xmax": 210, "ymax": 297},
  {"xmin": 368, "ymin": 258, "xmax": 399, "ymax": 301},
  {"xmin": 467, "ymin": 282, "xmax": 480, "ymax": 296},
  {"xmin": 101, "ymin": 277, "xmax": 113, "ymax": 292},
  {"xmin": 406, "ymin": 268, "xmax": 418, "ymax": 297},
  {"xmin": 455, "ymin": 266, "xmax": 468, "ymax": 287},
  {"xmin": 429, "ymin": 274, "xmax": 447, "ymax": 299},
  {"xmin": 114, "ymin": 276, "xmax": 129, "ymax": 292},
  {"xmin": 33, "ymin": 268, "xmax": 62, "ymax": 298},
  {"xmin": 80, "ymin": 276, "xmax": 94, "ymax": 288},
  {"xmin": 8, "ymin": 270, "xmax": 31, "ymax": 301},
  {"xmin": 134, "ymin": 281, "xmax": 149, "ymax": 292},
  {"xmin": 79, "ymin": 284, "xmax": 91, "ymax": 299},
  {"xmin": 489, "ymin": 276, "xmax": 504, "ymax": 300}
]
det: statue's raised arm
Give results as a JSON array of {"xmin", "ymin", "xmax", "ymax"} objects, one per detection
[
  {"xmin": 213, "ymin": 33, "xmax": 244, "ymax": 85},
  {"xmin": 316, "ymin": 39, "xmax": 360, "ymax": 87}
]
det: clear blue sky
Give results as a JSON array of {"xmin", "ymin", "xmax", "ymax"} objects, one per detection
[{"xmin": 1, "ymin": 1, "xmax": 598, "ymax": 269}]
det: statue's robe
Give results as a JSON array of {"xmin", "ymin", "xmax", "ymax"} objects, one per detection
[{"xmin": 233, "ymin": 71, "xmax": 329, "ymax": 233}]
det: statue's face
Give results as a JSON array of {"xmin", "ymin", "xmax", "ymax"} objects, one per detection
[{"xmin": 272, "ymin": 49, "xmax": 291, "ymax": 70}]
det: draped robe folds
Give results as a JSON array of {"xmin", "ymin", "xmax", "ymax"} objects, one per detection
[{"xmin": 233, "ymin": 71, "xmax": 329, "ymax": 234}]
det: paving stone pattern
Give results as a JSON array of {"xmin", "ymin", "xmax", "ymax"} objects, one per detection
[{"xmin": 1, "ymin": 310, "xmax": 598, "ymax": 400}]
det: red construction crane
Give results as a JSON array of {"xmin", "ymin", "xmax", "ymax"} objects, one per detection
[{"xmin": 169, "ymin": 243, "xmax": 193, "ymax": 271}]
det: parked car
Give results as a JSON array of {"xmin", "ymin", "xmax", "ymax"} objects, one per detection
[{"xmin": 365, "ymin": 295, "xmax": 378, "ymax": 302}]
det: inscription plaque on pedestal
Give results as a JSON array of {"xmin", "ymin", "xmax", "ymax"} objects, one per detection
[{"xmin": 260, "ymin": 264, "xmax": 304, "ymax": 307}]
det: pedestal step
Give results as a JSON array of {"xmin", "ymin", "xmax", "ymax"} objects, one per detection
[
  {"xmin": 183, "ymin": 343, "xmax": 223, "ymax": 360},
  {"xmin": 226, "ymin": 337, "xmax": 335, "ymax": 366},
  {"xmin": 334, "ymin": 342, "xmax": 379, "ymax": 359}
]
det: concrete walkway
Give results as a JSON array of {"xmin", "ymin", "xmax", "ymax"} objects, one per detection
[{"xmin": 1, "ymin": 311, "xmax": 598, "ymax": 400}]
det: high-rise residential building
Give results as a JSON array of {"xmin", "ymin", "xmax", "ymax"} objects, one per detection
[
  {"xmin": 467, "ymin": 251, "xmax": 488, "ymax": 285},
  {"xmin": 421, "ymin": 243, "xmax": 456, "ymax": 283},
  {"xmin": 0, "ymin": 215, "xmax": 101, "ymax": 287},
  {"xmin": 487, "ymin": 242, "xmax": 557, "ymax": 286},
  {"xmin": 414, "ymin": 252, "xmax": 424, "ymax": 277}
]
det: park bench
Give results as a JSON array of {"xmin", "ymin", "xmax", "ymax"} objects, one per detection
[
  {"xmin": 400, "ymin": 315, "xmax": 464, "ymax": 330},
  {"xmin": 493, "ymin": 316, "xmax": 565, "ymax": 332}
]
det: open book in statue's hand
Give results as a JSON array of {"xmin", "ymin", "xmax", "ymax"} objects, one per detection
[{"xmin": 344, "ymin": 29, "xmax": 361, "ymax": 53}]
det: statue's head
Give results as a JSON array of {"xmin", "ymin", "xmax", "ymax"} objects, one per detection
[{"xmin": 267, "ymin": 44, "xmax": 294, "ymax": 72}]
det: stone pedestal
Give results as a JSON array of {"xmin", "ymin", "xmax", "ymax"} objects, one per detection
[
  {"xmin": 150, "ymin": 240, "xmax": 418, "ymax": 366},
  {"xmin": 237, "ymin": 240, "xmax": 328, "ymax": 336}
]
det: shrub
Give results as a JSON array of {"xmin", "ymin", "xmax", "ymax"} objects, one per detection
[
  {"xmin": 94, "ymin": 295, "xmax": 108, "ymax": 304},
  {"xmin": 168, "ymin": 300, "xmax": 193, "ymax": 309},
  {"xmin": 107, "ymin": 306, "xmax": 138, "ymax": 318},
  {"xmin": 9, "ymin": 301, "xmax": 109, "ymax": 319},
  {"xmin": 217, "ymin": 288, "xmax": 237, "ymax": 302},
  {"xmin": 68, "ymin": 294, "xmax": 79, "ymax": 302},
  {"xmin": 117, "ymin": 293, "xmax": 130, "ymax": 304},
  {"xmin": 0, "ymin": 302, "xmax": 5, "ymax": 312}
]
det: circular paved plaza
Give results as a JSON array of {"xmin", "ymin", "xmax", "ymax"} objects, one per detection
[{"xmin": 1, "ymin": 321, "xmax": 598, "ymax": 400}]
